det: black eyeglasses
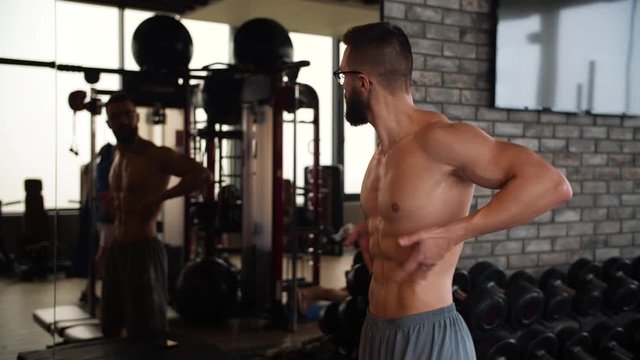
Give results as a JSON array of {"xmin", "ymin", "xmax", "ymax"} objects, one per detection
[{"xmin": 333, "ymin": 70, "xmax": 365, "ymax": 86}]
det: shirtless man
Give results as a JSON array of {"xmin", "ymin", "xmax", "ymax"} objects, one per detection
[
  {"xmin": 101, "ymin": 93, "xmax": 213, "ymax": 339},
  {"xmin": 340, "ymin": 23, "xmax": 573, "ymax": 359}
]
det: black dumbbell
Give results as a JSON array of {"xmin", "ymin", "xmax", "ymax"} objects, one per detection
[
  {"xmin": 345, "ymin": 263, "xmax": 371, "ymax": 298},
  {"xmin": 601, "ymin": 257, "xmax": 640, "ymax": 313},
  {"xmin": 470, "ymin": 262, "xmax": 544, "ymax": 329},
  {"xmin": 516, "ymin": 325, "xmax": 559, "ymax": 360},
  {"xmin": 319, "ymin": 302, "xmax": 341, "ymax": 336},
  {"xmin": 555, "ymin": 326, "xmax": 597, "ymax": 360},
  {"xmin": 630, "ymin": 257, "xmax": 640, "ymax": 282},
  {"xmin": 539, "ymin": 267, "xmax": 603, "ymax": 317},
  {"xmin": 568, "ymin": 259, "xmax": 608, "ymax": 292},
  {"xmin": 621, "ymin": 317, "xmax": 640, "ymax": 358},
  {"xmin": 335, "ymin": 296, "xmax": 368, "ymax": 352},
  {"xmin": 511, "ymin": 270, "xmax": 570, "ymax": 322},
  {"xmin": 588, "ymin": 320, "xmax": 636, "ymax": 360},
  {"xmin": 475, "ymin": 329, "xmax": 519, "ymax": 360},
  {"xmin": 453, "ymin": 268, "xmax": 508, "ymax": 334}
]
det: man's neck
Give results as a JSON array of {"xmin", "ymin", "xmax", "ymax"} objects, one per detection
[
  {"xmin": 117, "ymin": 136, "xmax": 141, "ymax": 153},
  {"xmin": 369, "ymin": 92, "xmax": 421, "ymax": 154}
]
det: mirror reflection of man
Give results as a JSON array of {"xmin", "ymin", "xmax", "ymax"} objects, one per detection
[{"xmin": 101, "ymin": 93, "xmax": 213, "ymax": 339}]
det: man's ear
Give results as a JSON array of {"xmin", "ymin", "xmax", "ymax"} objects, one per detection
[
  {"xmin": 359, "ymin": 74, "xmax": 372, "ymax": 92},
  {"xmin": 134, "ymin": 112, "xmax": 140, "ymax": 125}
]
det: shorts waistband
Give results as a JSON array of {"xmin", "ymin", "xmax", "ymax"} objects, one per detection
[{"xmin": 366, "ymin": 303, "xmax": 457, "ymax": 331}]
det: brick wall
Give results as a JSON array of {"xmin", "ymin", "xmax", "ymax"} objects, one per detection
[{"xmin": 383, "ymin": 0, "xmax": 640, "ymax": 275}]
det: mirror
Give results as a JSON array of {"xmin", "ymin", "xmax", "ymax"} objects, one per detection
[{"xmin": 1, "ymin": 0, "xmax": 378, "ymax": 358}]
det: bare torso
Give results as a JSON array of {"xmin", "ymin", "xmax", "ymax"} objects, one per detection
[
  {"xmin": 109, "ymin": 139, "xmax": 170, "ymax": 242},
  {"xmin": 361, "ymin": 116, "xmax": 475, "ymax": 319}
]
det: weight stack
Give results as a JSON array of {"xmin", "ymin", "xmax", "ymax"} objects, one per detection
[{"xmin": 304, "ymin": 166, "xmax": 343, "ymax": 243}]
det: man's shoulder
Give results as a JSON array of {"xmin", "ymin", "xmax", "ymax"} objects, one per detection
[{"xmin": 415, "ymin": 112, "xmax": 467, "ymax": 138}]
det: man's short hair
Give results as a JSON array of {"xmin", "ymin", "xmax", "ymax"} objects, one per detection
[
  {"xmin": 343, "ymin": 22, "xmax": 413, "ymax": 93},
  {"xmin": 105, "ymin": 92, "xmax": 134, "ymax": 107}
]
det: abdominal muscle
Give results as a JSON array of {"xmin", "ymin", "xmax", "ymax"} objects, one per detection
[{"xmin": 367, "ymin": 216, "xmax": 461, "ymax": 319}]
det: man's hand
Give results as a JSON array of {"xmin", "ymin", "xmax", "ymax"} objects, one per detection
[
  {"xmin": 344, "ymin": 222, "xmax": 373, "ymax": 271},
  {"xmin": 393, "ymin": 226, "xmax": 458, "ymax": 281}
]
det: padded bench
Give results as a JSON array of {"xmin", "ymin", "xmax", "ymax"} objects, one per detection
[
  {"xmin": 18, "ymin": 331, "xmax": 238, "ymax": 360},
  {"xmin": 32, "ymin": 305, "xmax": 103, "ymax": 342}
]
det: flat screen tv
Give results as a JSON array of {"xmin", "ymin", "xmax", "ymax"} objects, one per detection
[{"xmin": 495, "ymin": 0, "xmax": 640, "ymax": 115}]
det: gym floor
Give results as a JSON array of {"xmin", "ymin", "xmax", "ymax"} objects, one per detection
[{"xmin": 0, "ymin": 251, "xmax": 354, "ymax": 360}]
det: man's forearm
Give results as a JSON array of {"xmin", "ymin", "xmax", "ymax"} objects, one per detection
[{"xmin": 450, "ymin": 167, "xmax": 572, "ymax": 244}]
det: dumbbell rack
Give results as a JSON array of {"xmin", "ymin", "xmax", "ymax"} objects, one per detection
[{"xmin": 467, "ymin": 259, "xmax": 640, "ymax": 360}]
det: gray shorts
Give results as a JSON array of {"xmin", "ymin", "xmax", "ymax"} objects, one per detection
[
  {"xmin": 359, "ymin": 303, "xmax": 475, "ymax": 360},
  {"xmin": 101, "ymin": 238, "xmax": 168, "ymax": 339}
]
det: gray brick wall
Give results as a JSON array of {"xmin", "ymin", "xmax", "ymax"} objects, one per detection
[{"xmin": 384, "ymin": 0, "xmax": 640, "ymax": 275}]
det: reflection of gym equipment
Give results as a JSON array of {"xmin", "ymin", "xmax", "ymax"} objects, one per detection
[
  {"xmin": 178, "ymin": 17, "xmax": 343, "ymax": 332},
  {"xmin": 0, "ymin": 199, "xmax": 20, "ymax": 275}
]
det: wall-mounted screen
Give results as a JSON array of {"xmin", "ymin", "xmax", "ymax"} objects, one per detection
[{"xmin": 495, "ymin": 0, "xmax": 640, "ymax": 115}]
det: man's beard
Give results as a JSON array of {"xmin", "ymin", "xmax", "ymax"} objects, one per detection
[
  {"xmin": 114, "ymin": 126, "xmax": 138, "ymax": 145},
  {"xmin": 345, "ymin": 94, "xmax": 369, "ymax": 127}
]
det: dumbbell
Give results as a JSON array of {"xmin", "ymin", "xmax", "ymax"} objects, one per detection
[
  {"xmin": 588, "ymin": 320, "xmax": 637, "ymax": 360},
  {"xmin": 319, "ymin": 302, "xmax": 341, "ymax": 336},
  {"xmin": 630, "ymin": 257, "xmax": 640, "ymax": 282},
  {"xmin": 569, "ymin": 258, "xmax": 639, "ymax": 313},
  {"xmin": 621, "ymin": 317, "xmax": 640, "ymax": 357},
  {"xmin": 453, "ymin": 268, "xmax": 508, "ymax": 334},
  {"xmin": 345, "ymin": 263, "xmax": 371, "ymax": 298},
  {"xmin": 475, "ymin": 329, "xmax": 519, "ymax": 360},
  {"xmin": 539, "ymin": 267, "xmax": 603, "ymax": 317},
  {"xmin": 512, "ymin": 270, "xmax": 572, "ymax": 322},
  {"xmin": 555, "ymin": 326, "xmax": 597, "ymax": 360},
  {"xmin": 470, "ymin": 262, "xmax": 544, "ymax": 328},
  {"xmin": 517, "ymin": 325, "xmax": 559, "ymax": 360},
  {"xmin": 334, "ymin": 296, "xmax": 368, "ymax": 353},
  {"xmin": 601, "ymin": 257, "xmax": 640, "ymax": 312}
]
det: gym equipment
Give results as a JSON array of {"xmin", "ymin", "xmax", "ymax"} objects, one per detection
[
  {"xmin": 470, "ymin": 261, "xmax": 544, "ymax": 329},
  {"xmin": 217, "ymin": 184, "xmax": 242, "ymax": 233},
  {"xmin": 345, "ymin": 263, "xmax": 371, "ymax": 298},
  {"xmin": 508, "ymin": 269, "xmax": 572, "ymax": 321},
  {"xmin": 601, "ymin": 257, "xmax": 640, "ymax": 312},
  {"xmin": 318, "ymin": 302, "xmax": 341, "ymax": 336},
  {"xmin": 539, "ymin": 267, "xmax": 603, "ymax": 317},
  {"xmin": 569, "ymin": 258, "xmax": 638, "ymax": 313},
  {"xmin": 474, "ymin": 330, "xmax": 519, "ymax": 360},
  {"xmin": 588, "ymin": 320, "xmax": 636, "ymax": 360},
  {"xmin": 507, "ymin": 270, "xmax": 552, "ymax": 326},
  {"xmin": 174, "ymin": 256, "xmax": 239, "ymax": 324},
  {"xmin": 32, "ymin": 305, "xmax": 103, "ymax": 343},
  {"xmin": 352, "ymin": 249, "xmax": 364, "ymax": 268},
  {"xmin": 17, "ymin": 332, "xmax": 234, "ymax": 360},
  {"xmin": 630, "ymin": 257, "xmax": 640, "ymax": 282},
  {"xmin": 202, "ymin": 68, "xmax": 244, "ymax": 125},
  {"xmin": 555, "ymin": 326, "xmax": 597, "ymax": 360},
  {"xmin": 233, "ymin": 18, "xmax": 293, "ymax": 72},
  {"xmin": 568, "ymin": 258, "xmax": 607, "ymax": 290},
  {"xmin": 132, "ymin": 15, "xmax": 193, "ymax": 71},
  {"xmin": 516, "ymin": 325, "xmax": 559, "ymax": 360},
  {"xmin": 335, "ymin": 296, "xmax": 367, "ymax": 350},
  {"xmin": 453, "ymin": 268, "xmax": 508, "ymax": 334}
]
